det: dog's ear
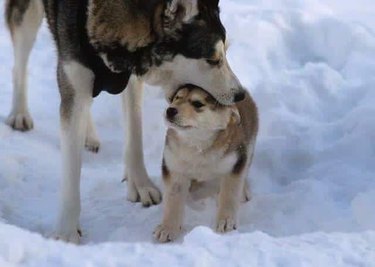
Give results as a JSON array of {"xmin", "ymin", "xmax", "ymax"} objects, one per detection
[
  {"xmin": 164, "ymin": 0, "xmax": 198, "ymax": 27},
  {"xmin": 230, "ymin": 106, "xmax": 241, "ymax": 125}
]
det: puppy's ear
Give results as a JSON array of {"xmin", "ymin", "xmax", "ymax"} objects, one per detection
[
  {"xmin": 164, "ymin": 0, "xmax": 198, "ymax": 29},
  {"xmin": 231, "ymin": 107, "xmax": 241, "ymax": 125},
  {"xmin": 167, "ymin": 88, "xmax": 179, "ymax": 103},
  {"xmin": 168, "ymin": 94, "xmax": 175, "ymax": 104}
]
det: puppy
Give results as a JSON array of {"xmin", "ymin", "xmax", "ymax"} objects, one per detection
[{"xmin": 154, "ymin": 85, "xmax": 258, "ymax": 242}]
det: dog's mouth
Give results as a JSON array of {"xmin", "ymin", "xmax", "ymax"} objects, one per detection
[{"xmin": 166, "ymin": 117, "xmax": 193, "ymax": 130}]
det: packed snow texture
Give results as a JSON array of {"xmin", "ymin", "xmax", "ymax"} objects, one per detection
[{"xmin": 0, "ymin": 0, "xmax": 375, "ymax": 266}]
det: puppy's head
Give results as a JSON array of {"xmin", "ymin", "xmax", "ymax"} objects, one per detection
[{"xmin": 165, "ymin": 85, "xmax": 240, "ymax": 132}]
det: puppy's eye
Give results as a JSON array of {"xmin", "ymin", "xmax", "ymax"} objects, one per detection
[
  {"xmin": 206, "ymin": 59, "xmax": 221, "ymax": 66},
  {"xmin": 191, "ymin": 101, "xmax": 205, "ymax": 108}
]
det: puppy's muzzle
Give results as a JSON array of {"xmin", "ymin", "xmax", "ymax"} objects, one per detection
[{"xmin": 166, "ymin": 107, "xmax": 178, "ymax": 121}]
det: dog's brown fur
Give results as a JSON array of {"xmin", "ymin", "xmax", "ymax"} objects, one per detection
[{"xmin": 87, "ymin": 0, "xmax": 164, "ymax": 51}]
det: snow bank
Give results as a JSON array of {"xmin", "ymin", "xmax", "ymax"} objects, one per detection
[
  {"xmin": 1, "ymin": 0, "xmax": 375, "ymax": 266},
  {"xmin": 1, "ymin": 224, "xmax": 374, "ymax": 267}
]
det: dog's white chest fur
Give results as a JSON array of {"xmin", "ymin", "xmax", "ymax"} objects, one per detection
[{"xmin": 165, "ymin": 144, "xmax": 237, "ymax": 181}]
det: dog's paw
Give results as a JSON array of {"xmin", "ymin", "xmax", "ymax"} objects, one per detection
[
  {"xmin": 85, "ymin": 136, "xmax": 100, "ymax": 153},
  {"xmin": 127, "ymin": 180, "xmax": 162, "ymax": 207},
  {"xmin": 6, "ymin": 112, "xmax": 34, "ymax": 131},
  {"xmin": 153, "ymin": 224, "xmax": 181, "ymax": 243},
  {"xmin": 52, "ymin": 228, "xmax": 82, "ymax": 244},
  {"xmin": 216, "ymin": 216, "xmax": 237, "ymax": 233}
]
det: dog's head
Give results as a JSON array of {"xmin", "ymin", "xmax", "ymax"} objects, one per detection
[
  {"xmin": 165, "ymin": 85, "xmax": 240, "ymax": 133},
  {"xmin": 148, "ymin": 0, "xmax": 245, "ymax": 105}
]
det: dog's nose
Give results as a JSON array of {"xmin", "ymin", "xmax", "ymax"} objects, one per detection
[
  {"xmin": 166, "ymin": 107, "xmax": 178, "ymax": 119},
  {"xmin": 233, "ymin": 90, "xmax": 246, "ymax": 102}
]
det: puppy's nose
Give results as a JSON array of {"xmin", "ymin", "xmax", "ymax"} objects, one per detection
[
  {"xmin": 233, "ymin": 90, "xmax": 246, "ymax": 102},
  {"xmin": 166, "ymin": 107, "xmax": 178, "ymax": 119}
]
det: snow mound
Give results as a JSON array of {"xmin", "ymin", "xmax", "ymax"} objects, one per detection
[{"xmin": 1, "ymin": 224, "xmax": 375, "ymax": 267}]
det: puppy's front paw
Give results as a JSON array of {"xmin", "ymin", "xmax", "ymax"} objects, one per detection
[
  {"xmin": 153, "ymin": 224, "xmax": 181, "ymax": 243},
  {"xmin": 52, "ymin": 228, "xmax": 82, "ymax": 244},
  {"xmin": 216, "ymin": 216, "xmax": 237, "ymax": 233}
]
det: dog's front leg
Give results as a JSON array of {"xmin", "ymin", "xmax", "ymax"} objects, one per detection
[
  {"xmin": 121, "ymin": 76, "xmax": 162, "ymax": 207},
  {"xmin": 6, "ymin": 0, "xmax": 44, "ymax": 131},
  {"xmin": 54, "ymin": 61, "xmax": 94, "ymax": 244},
  {"xmin": 154, "ymin": 175, "xmax": 189, "ymax": 243},
  {"xmin": 216, "ymin": 174, "xmax": 244, "ymax": 233}
]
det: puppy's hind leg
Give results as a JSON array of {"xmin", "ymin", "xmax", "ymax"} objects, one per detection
[
  {"xmin": 54, "ymin": 61, "xmax": 94, "ymax": 244},
  {"xmin": 5, "ymin": 0, "xmax": 44, "ymax": 131},
  {"xmin": 122, "ymin": 76, "xmax": 162, "ymax": 207},
  {"xmin": 241, "ymin": 143, "xmax": 256, "ymax": 203},
  {"xmin": 241, "ymin": 179, "xmax": 251, "ymax": 203}
]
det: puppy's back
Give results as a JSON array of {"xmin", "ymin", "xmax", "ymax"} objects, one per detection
[{"xmin": 236, "ymin": 90, "xmax": 259, "ymax": 147}]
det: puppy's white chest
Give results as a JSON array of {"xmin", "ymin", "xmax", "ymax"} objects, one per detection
[{"xmin": 165, "ymin": 146, "xmax": 237, "ymax": 181}]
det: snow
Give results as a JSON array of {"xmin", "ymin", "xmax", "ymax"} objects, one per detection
[
  {"xmin": 1, "ymin": 225, "xmax": 375, "ymax": 267},
  {"xmin": 1, "ymin": 0, "xmax": 375, "ymax": 266}
]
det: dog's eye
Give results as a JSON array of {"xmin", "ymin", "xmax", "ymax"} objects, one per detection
[
  {"xmin": 191, "ymin": 101, "xmax": 205, "ymax": 108},
  {"xmin": 206, "ymin": 59, "xmax": 221, "ymax": 66}
]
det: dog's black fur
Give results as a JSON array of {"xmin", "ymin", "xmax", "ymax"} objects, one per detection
[
  {"xmin": 40, "ymin": 0, "xmax": 225, "ymax": 97},
  {"xmin": 42, "ymin": 0, "xmax": 129, "ymax": 97}
]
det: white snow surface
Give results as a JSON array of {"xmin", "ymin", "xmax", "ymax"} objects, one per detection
[{"xmin": 1, "ymin": 0, "xmax": 375, "ymax": 266}]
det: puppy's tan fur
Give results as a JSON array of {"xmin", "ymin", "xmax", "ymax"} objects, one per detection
[{"xmin": 154, "ymin": 86, "xmax": 258, "ymax": 242}]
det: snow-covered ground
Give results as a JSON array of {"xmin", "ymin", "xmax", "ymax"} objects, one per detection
[{"xmin": 1, "ymin": 0, "xmax": 375, "ymax": 266}]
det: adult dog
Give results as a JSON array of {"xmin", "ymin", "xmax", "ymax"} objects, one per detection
[{"xmin": 5, "ymin": 0, "xmax": 245, "ymax": 243}]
